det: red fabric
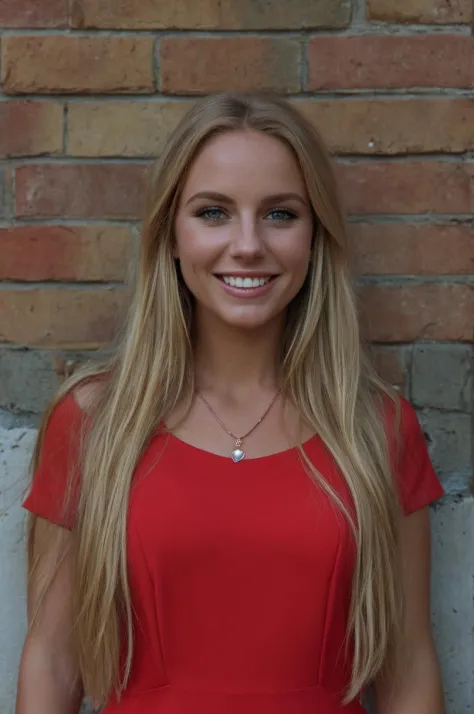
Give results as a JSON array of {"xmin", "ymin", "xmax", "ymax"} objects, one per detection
[
  {"xmin": 23, "ymin": 393, "xmax": 443, "ymax": 712},
  {"xmin": 386, "ymin": 395, "xmax": 444, "ymax": 515},
  {"xmin": 23, "ymin": 393, "xmax": 85, "ymax": 530}
]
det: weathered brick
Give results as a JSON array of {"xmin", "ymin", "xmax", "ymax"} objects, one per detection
[
  {"xmin": 0, "ymin": 348, "xmax": 100, "ymax": 413},
  {"xmin": 298, "ymin": 99, "xmax": 474, "ymax": 155},
  {"xmin": 351, "ymin": 223, "xmax": 474, "ymax": 275},
  {"xmin": 0, "ymin": 101, "xmax": 63, "ymax": 158},
  {"xmin": 412, "ymin": 345, "xmax": 472, "ymax": 412},
  {"xmin": 308, "ymin": 36, "xmax": 474, "ymax": 90},
  {"xmin": 68, "ymin": 101, "xmax": 191, "ymax": 157},
  {"xmin": 160, "ymin": 37, "xmax": 301, "ymax": 94},
  {"xmin": 0, "ymin": 0, "xmax": 68, "ymax": 27},
  {"xmin": 0, "ymin": 289, "xmax": 129, "ymax": 348},
  {"xmin": 15, "ymin": 164, "xmax": 148, "ymax": 220},
  {"xmin": 1, "ymin": 36, "xmax": 155, "ymax": 95},
  {"xmin": 0, "ymin": 226, "xmax": 133, "ymax": 282},
  {"xmin": 339, "ymin": 161, "xmax": 474, "ymax": 215},
  {"xmin": 371, "ymin": 345, "xmax": 410, "ymax": 394},
  {"xmin": 418, "ymin": 411, "xmax": 472, "ymax": 476},
  {"xmin": 368, "ymin": 0, "xmax": 473, "ymax": 24},
  {"xmin": 72, "ymin": 0, "xmax": 351, "ymax": 29},
  {"xmin": 361, "ymin": 284, "xmax": 474, "ymax": 342}
]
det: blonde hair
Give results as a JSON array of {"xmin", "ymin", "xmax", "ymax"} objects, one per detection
[{"xmin": 28, "ymin": 92, "xmax": 402, "ymax": 706}]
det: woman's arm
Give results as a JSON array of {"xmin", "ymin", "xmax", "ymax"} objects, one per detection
[
  {"xmin": 16, "ymin": 517, "xmax": 83, "ymax": 714},
  {"xmin": 373, "ymin": 508, "xmax": 445, "ymax": 714}
]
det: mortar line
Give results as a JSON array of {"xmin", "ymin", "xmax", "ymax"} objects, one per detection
[
  {"xmin": 153, "ymin": 37, "xmax": 161, "ymax": 92},
  {"xmin": 407, "ymin": 342, "xmax": 414, "ymax": 402},
  {"xmin": 5, "ymin": 153, "xmax": 474, "ymax": 166},
  {"xmin": 2, "ymin": 277, "xmax": 473, "ymax": 289},
  {"xmin": 300, "ymin": 34, "xmax": 309, "ymax": 92},
  {"xmin": 336, "ymin": 153, "xmax": 474, "ymax": 162},
  {"xmin": 347, "ymin": 214, "xmax": 474, "ymax": 224},
  {"xmin": 0, "ymin": 218, "xmax": 141, "ymax": 227},
  {"xmin": 62, "ymin": 103, "xmax": 68, "ymax": 155},
  {"xmin": 358, "ymin": 275, "xmax": 474, "ymax": 285},
  {"xmin": 0, "ymin": 281, "xmax": 129, "ymax": 290},
  {"xmin": 1, "ymin": 214, "xmax": 472, "ymax": 227},
  {"xmin": 3, "ymin": 163, "xmax": 14, "ymax": 222},
  {"xmin": 67, "ymin": 0, "xmax": 75, "ymax": 30},
  {"xmin": 0, "ymin": 26, "xmax": 471, "ymax": 36},
  {"xmin": 1, "ymin": 89, "xmax": 473, "ymax": 101},
  {"xmin": 353, "ymin": 0, "xmax": 367, "ymax": 25}
]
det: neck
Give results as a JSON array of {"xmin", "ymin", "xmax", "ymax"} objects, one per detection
[{"xmin": 193, "ymin": 311, "xmax": 284, "ymax": 399}]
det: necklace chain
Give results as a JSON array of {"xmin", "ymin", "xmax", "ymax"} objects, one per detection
[{"xmin": 195, "ymin": 388, "xmax": 281, "ymax": 461}]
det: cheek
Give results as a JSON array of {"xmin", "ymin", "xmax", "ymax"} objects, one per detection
[
  {"xmin": 175, "ymin": 217, "xmax": 223, "ymax": 267},
  {"xmin": 276, "ymin": 229, "xmax": 312, "ymax": 274}
]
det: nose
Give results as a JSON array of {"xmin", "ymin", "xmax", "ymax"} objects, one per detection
[{"xmin": 229, "ymin": 216, "xmax": 264, "ymax": 261}]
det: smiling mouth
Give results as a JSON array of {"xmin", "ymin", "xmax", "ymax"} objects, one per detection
[{"xmin": 216, "ymin": 275, "xmax": 277, "ymax": 289}]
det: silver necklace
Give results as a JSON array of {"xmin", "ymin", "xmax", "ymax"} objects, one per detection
[{"xmin": 195, "ymin": 388, "xmax": 281, "ymax": 462}]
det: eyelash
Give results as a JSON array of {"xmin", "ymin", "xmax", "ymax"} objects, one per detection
[{"xmin": 195, "ymin": 207, "xmax": 298, "ymax": 222}]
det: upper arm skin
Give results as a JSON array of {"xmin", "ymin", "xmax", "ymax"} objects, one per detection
[
  {"xmin": 16, "ymin": 517, "xmax": 83, "ymax": 713},
  {"xmin": 374, "ymin": 508, "xmax": 445, "ymax": 714}
]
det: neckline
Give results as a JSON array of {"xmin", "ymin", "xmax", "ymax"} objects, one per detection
[{"xmin": 164, "ymin": 427, "xmax": 319, "ymax": 464}]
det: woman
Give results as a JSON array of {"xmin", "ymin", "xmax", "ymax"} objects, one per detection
[{"xmin": 17, "ymin": 92, "xmax": 445, "ymax": 714}]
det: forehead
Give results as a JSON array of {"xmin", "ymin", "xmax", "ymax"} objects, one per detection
[{"xmin": 181, "ymin": 130, "xmax": 307, "ymax": 198}]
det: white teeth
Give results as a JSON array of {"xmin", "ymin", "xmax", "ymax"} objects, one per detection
[{"xmin": 222, "ymin": 276, "xmax": 271, "ymax": 288}]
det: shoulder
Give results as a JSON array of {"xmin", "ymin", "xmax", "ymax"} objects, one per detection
[
  {"xmin": 381, "ymin": 393, "xmax": 443, "ymax": 514},
  {"xmin": 379, "ymin": 391, "xmax": 431, "ymax": 474},
  {"xmin": 42, "ymin": 376, "xmax": 106, "ymax": 445},
  {"xmin": 382, "ymin": 392, "xmax": 422, "ymax": 443},
  {"xmin": 72, "ymin": 378, "xmax": 105, "ymax": 413},
  {"xmin": 23, "ymin": 383, "xmax": 95, "ymax": 529}
]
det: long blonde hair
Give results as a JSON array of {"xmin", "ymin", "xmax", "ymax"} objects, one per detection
[{"xmin": 28, "ymin": 92, "xmax": 402, "ymax": 706}]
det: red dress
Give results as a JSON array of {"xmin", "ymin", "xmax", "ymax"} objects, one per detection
[{"xmin": 23, "ymin": 393, "xmax": 443, "ymax": 713}]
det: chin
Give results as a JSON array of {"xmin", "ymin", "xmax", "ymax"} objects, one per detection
[{"xmin": 216, "ymin": 309, "xmax": 282, "ymax": 331}]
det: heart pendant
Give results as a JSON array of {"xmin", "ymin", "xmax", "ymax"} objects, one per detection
[{"xmin": 231, "ymin": 448, "xmax": 245, "ymax": 463}]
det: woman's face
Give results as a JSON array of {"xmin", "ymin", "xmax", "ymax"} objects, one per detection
[{"xmin": 174, "ymin": 129, "xmax": 314, "ymax": 332}]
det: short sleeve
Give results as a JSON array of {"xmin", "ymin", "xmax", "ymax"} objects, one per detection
[
  {"xmin": 22, "ymin": 392, "xmax": 85, "ymax": 530},
  {"xmin": 387, "ymin": 396, "xmax": 444, "ymax": 516}
]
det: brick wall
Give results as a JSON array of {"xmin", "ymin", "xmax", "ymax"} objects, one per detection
[{"xmin": 0, "ymin": 0, "xmax": 473, "ymax": 497}]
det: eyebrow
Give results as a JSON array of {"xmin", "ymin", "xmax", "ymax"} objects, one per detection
[{"xmin": 185, "ymin": 191, "xmax": 308, "ymax": 207}]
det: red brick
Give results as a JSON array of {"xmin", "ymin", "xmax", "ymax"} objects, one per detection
[
  {"xmin": 160, "ymin": 37, "xmax": 301, "ymax": 94},
  {"xmin": 361, "ymin": 284, "xmax": 474, "ymax": 342},
  {"xmin": 338, "ymin": 161, "xmax": 474, "ymax": 215},
  {"xmin": 0, "ymin": 0, "xmax": 68, "ymax": 27},
  {"xmin": 15, "ymin": 164, "xmax": 148, "ymax": 220},
  {"xmin": 351, "ymin": 223, "xmax": 474, "ymax": 275},
  {"xmin": 297, "ymin": 98, "xmax": 474, "ymax": 155},
  {"xmin": 67, "ymin": 101, "xmax": 191, "ymax": 157},
  {"xmin": 0, "ymin": 289, "xmax": 129, "ymax": 348},
  {"xmin": 371, "ymin": 345, "xmax": 409, "ymax": 393},
  {"xmin": 308, "ymin": 36, "xmax": 474, "ymax": 89},
  {"xmin": 72, "ymin": 0, "xmax": 350, "ymax": 29},
  {"xmin": 1, "ymin": 36, "xmax": 154, "ymax": 95},
  {"xmin": 0, "ymin": 101, "xmax": 63, "ymax": 158},
  {"xmin": 368, "ymin": 0, "xmax": 473, "ymax": 24},
  {"xmin": 0, "ymin": 226, "xmax": 133, "ymax": 281}
]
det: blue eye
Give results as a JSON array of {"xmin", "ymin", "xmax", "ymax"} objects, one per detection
[
  {"xmin": 197, "ymin": 207, "xmax": 226, "ymax": 221},
  {"xmin": 267, "ymin": 209, "xmax": 297, "ymax": 221}
]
